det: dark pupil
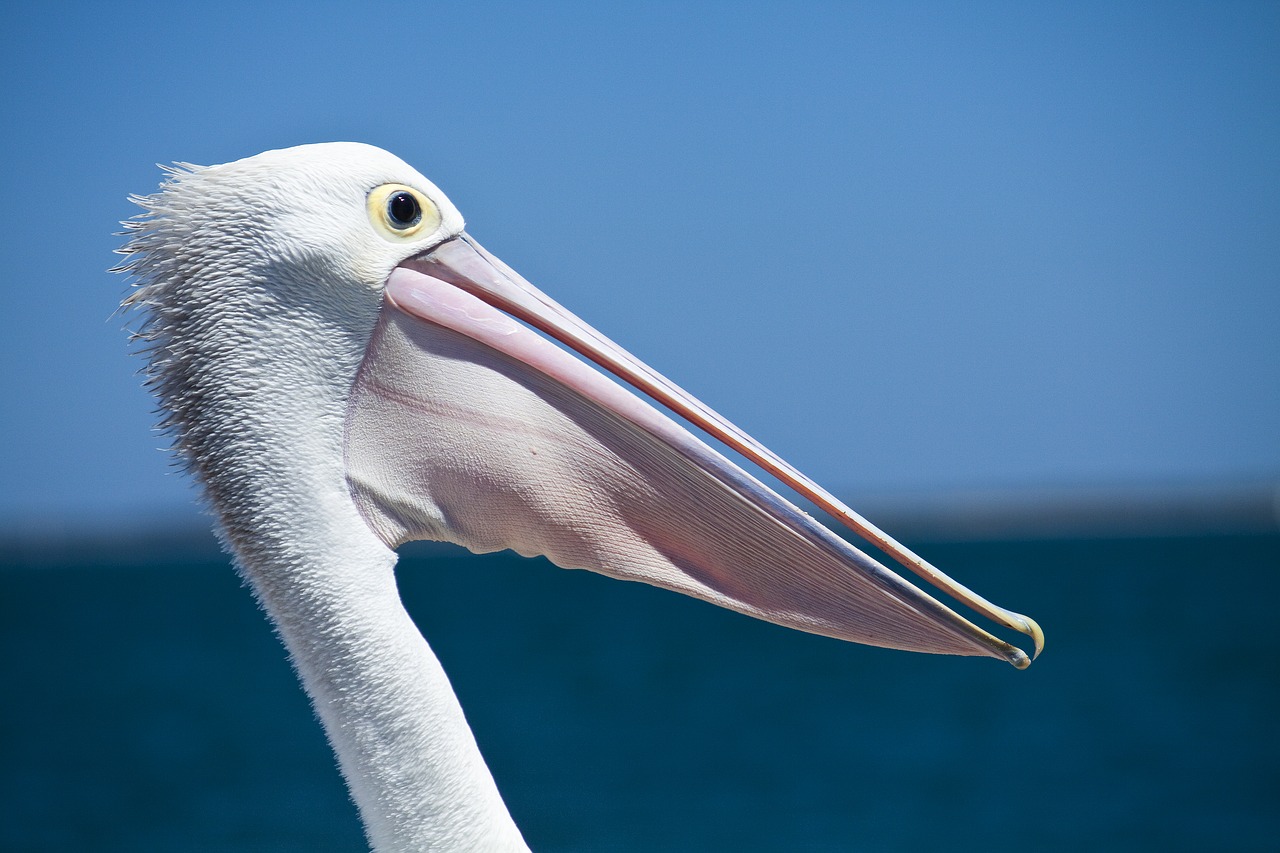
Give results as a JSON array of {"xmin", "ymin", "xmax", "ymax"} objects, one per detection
[{"xmin": 387, "ymin": 191, "xmax": 421, "ymax": 228}]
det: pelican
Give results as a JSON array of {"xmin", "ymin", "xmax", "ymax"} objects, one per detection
[{"xmin": 117, "ymin": 143, "xmax": 1041, "ymax": 852}]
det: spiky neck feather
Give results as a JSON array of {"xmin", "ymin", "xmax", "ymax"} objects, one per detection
[{"xmin": 120, "ymin": 156, "xmax": 379, "ymax": 539}]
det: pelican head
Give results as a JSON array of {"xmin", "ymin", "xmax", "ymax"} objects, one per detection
[{"xmin": 119, "ymin": 142, "xmax": 1040, "ymax": 851}]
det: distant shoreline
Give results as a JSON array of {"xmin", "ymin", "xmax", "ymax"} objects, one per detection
[
  {"xmin": 4, "ymin": 481, "xmax": 1275, "ymax": 566},
  {"xmin": 854, "ymin": 480, "xmax": 1280, "ymax": 541}
]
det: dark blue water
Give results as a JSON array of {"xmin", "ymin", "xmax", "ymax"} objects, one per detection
[{"xmin": 3, "ymin": 533, "xmax": 1277, "ymax": 851}]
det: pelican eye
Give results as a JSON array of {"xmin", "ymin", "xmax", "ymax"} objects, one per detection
[
  {"xmin": 387, "ymin": 192, "xmax": 421, "ymax": 228},
  {"xmin": 367, "ymin": 183, "xmax": 440, "ymax": 241}
]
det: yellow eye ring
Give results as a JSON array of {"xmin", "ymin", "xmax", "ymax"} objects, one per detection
[{"xmin": 367, "ymin": 183, "xmax": 441, "ymax": 241}]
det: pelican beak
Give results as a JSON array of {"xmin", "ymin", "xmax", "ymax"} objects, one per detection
[{"xmin": 343, "ymin": 234, "xmax": 1042, "ymax": 667}]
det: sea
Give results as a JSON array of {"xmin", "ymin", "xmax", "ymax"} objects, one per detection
[{"xmin": 3, "ymin": 527, "xmax": 1277, "ymax": 851}]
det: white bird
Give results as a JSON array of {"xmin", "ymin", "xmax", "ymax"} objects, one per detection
[{"xmin": 118, "ymin": 143, "xmax": 1041, "ymax": 852}]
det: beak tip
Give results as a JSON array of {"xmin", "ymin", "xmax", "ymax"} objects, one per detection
[
  {"xmin": 1005, "ymin": 614, "xmax": 1044, "ymax": 669},
  {"xmin": 1025, "ymin": 615, "xmax": 1045, "ymax": 661}
]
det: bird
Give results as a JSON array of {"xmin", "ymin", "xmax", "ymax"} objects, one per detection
[{"xmin": 117, "ymin": 142, "xmax": 1041, "ymax": 852}]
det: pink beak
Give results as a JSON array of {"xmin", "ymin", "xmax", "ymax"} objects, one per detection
[{"xmin": 342, "ymin": 234, "xmax": 1042, "ymax": 667}]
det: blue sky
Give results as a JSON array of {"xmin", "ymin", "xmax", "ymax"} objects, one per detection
[{"xmin": 1, "ymin": 2, "xmax": 1277, "ymax": 529}]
